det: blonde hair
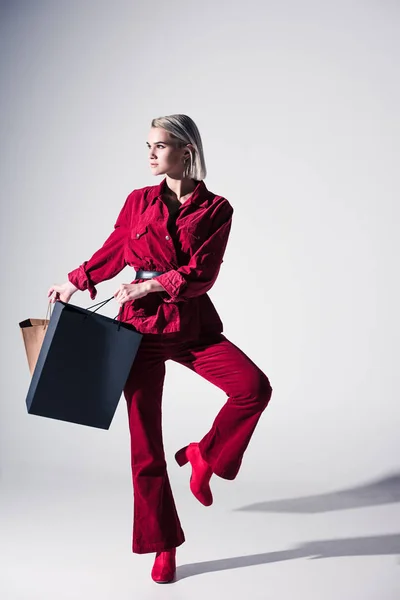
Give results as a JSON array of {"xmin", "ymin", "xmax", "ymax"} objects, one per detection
[{"xmin": 151, "ymin": 114, "xmax": 207, "ymax": 180}]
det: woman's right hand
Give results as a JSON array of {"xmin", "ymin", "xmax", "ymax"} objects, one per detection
[{"xmin": 47, "ymin": 280, "xmax": 78, "ymax": 304}]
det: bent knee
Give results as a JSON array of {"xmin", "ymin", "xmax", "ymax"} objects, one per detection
[
  {"xmin": 237, "ymin": 368, "xmax": 272, "ymax": 407},
  {"xmin": 258, "ymin": 371, "xmax": 273, "ymax": 407}
]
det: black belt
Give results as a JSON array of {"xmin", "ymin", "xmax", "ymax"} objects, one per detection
[{"xmin": 135, "ymin": 269, "xmax": 166, "ymax": 280}]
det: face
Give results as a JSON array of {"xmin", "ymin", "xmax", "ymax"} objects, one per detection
[{"xmin": 147, "ymin": 127, "xmax": 190, "ymax": 177}]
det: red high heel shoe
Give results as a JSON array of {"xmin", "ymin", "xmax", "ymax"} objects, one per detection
[
  {"xmin": 175, "ymin": 442, "xmax": 213, "ymax": 506},
  {"xmin": 151, "ymin": 548, "xmax": 176, "ymax": 584}
]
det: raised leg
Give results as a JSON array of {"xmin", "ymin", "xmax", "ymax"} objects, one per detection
[{"xmin": 171, "ymin": 333, "xmax": 273, "ymax": 480}]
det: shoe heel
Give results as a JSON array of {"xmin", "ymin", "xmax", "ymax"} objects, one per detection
[{"xmin": 175, "ymin": 446, "xmax": 189, "ymax": 467}]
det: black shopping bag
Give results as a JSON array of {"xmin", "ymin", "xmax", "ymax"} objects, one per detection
[{"xmin": 22, "ymin": 297, "xmax": 142, "ymax": 429}]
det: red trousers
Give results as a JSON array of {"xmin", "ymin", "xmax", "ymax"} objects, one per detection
[{"xmin": 123, "ymin": 331, "xmax": 273, "ymax": 554}]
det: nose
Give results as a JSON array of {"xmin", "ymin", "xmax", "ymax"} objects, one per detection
[{"xmin": 148, "ymin": 148, "xmax": 157, "ymax": 160}]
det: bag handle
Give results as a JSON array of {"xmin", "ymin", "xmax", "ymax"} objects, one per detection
[
  {"xmin": 113, "ymin": 305, "xmax": 124, "ymax": 331},
  {"xmin": 86, "ymin": 296, "xmax": 115, "ymax": 314},
  {"xmin": 43, "ymin": 301, "xmax": 53, "ymax": 329},
  {"xmin": 85, "ymin": 296, "xmax": 125, "ymax": 331}
]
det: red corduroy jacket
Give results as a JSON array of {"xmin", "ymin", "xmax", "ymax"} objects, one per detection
[{"xmin": 68, "ymin": 178, "xmax": 233, "ymax": 335}]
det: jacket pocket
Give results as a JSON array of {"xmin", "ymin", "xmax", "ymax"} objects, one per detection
[
  {"xmin": 128, "ymin": 222, "xmax": 151, "ymax": 263},
  {"xmin": 184, "ymin": 219, "xmax": 211, "ymax": 244},
  {"xmin": 131, "ymin": 223, "xmax": 148, "ymax": 239}
]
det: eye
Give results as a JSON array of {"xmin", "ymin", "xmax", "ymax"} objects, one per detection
[{"xmin": 146, "ymin": 143, "xmax": 166, "ymax": 150}]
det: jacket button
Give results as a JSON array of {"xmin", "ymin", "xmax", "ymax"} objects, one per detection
[
  {"xmin": 136, "ymin": 233, "xmax": 140, "ymax": 238},
  {"xmin": 165, "ymin": 235, "xmax": 170, "ymax": 240}
]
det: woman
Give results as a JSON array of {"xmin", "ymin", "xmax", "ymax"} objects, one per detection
[{"xmin": 48, "ymin": 114, "xmax": 273, "ymax": 584}]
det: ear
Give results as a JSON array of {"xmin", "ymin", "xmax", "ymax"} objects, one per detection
[{"xmin": 184, "ymin": 143, "xmax": 195, "ymax": 157}]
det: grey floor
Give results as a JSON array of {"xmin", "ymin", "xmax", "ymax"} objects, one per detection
[{"xmin": 1, "ymin": 468, "xmax": 399, "ymax": 600}]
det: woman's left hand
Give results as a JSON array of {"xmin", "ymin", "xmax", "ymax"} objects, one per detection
[{"xmin": 113, "ymin": 282, "xmax": 151, "ymax": 305}]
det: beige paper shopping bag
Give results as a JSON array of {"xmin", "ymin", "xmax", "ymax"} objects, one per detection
[{"xmin": 19, "ymin": 303, "xmax": 52, "ymax": 375}]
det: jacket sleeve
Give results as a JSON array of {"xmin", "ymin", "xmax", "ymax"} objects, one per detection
[
  {"xmin": 67, "ymin": 195, "xmax": 131, "ymax": 300},
  {"xmin": 153, "ymin": 200, "xmax": 233, "ymax": 303}
]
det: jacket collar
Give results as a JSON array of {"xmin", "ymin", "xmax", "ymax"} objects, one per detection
[{"xmin": 147, "ymin": 178, "xmax": 210, "ymax": 207}]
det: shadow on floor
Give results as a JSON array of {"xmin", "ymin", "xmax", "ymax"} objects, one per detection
[
  {"xmin": 234, "ymin": 472, "xmax": 400, "ymax": 513},
  {"xmin": 176, "ymin": 533, "xmax": 400, "ymax": 580}
]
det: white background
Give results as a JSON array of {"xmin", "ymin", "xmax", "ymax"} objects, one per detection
[{"xmin": 1, "ymin": 1, "xmax": 399, "ymax": 598}]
